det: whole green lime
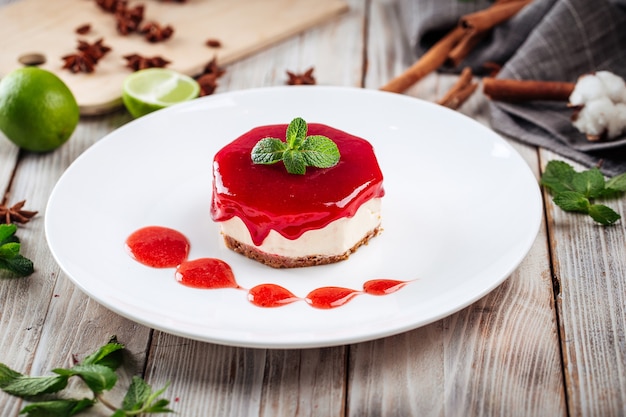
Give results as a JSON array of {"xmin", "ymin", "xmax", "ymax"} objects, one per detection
[{"xmin": 0, "ymin": 67, "xmax": 79, "ymax": 152}]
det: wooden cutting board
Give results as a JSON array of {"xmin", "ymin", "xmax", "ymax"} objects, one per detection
[{"xmin": 0, "ymin": 0, "xmax": 348, "ymax": 115}]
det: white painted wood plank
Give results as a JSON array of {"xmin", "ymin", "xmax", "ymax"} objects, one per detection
[{"xmin": 540, "ymin": 149, "xmax": 626, "ymax": 417}]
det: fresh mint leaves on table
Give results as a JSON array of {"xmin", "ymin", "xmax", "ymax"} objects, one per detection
[
  {"xmin": 0, "ymin": 223, "xmax": 34, "ymax": 277},
  {"xmin": 251, "ymin": 117, "xmax": 340, "ymax": 175},
  {"xmin": 540, "ymin": 160, "xmax": 626, "ymax": 225},
  {"xmin": 0, "ymin": 338, "xmax": 173, "ymax": 417}
]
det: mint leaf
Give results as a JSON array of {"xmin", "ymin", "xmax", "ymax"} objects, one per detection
[
  {"xmin": 54, "ymin": 364, "xmax": 117, "ymax": 394},
  {"xmin": 119, "ymin": 377, "xmax": 173, "ymax": 415},
  {"xmin": 286, "ymin": 117, "xmax": 307, "ymax": 148},
  {"xmin": 540, "ymin": 160, "xmax": 576, "ymax": 193},
  {"xmin": 20, "ymin": 398, "xmax": 94, "ymax": 417},
  {"xmin": 251, "ymin": 138, "xmax": 287, "ymax": 164},
  {"xmin": 0, "ymin": 363, "xmax": 22, "ymax": 388},
  {"xmin": 602, "ymin": 172, "xmax": 626, "ymax": 197},
  {"xmin": 80, "ymin": 339, "xmax": 124, "ymax": 370},
  {"xmin": 2, "ymin": 340, "xmax": 174, "ymax": 417},
  {"xmin": 122, "ymin": 376, "xmax": 152, "ymax": 412},
  {"xmin": 540, "ymin": 160, "xmax": 624, "ymax": 225},
  {"xmin": 0, "ymin": 224, "xmax": 34, "ymax": 277},
  {"xmin": 572, "ymin": 168, "xmax": 605, "ymax": 198},
  {"xmin": 0, "ymin": 255, "xmax": 34, "ymax": 277},
  {"xmin": 251, "ymin": 118, "xmax": 341, "ymax": 175},
  {"xmin": 0, "ymin": 363, "xmax": 68, "ymax": 397},
  {"xmin": 0, "ymin": 224, "xmax": 19, "ymax": 244},
  {"xmin": 300, "ymin": 135, "xmax": 340, "ymax": 168},
  {"xmin": 589, "ymin": 204, "xmax": 621, "ymax": 225},
  {"xmin": 283, "ymin": 149, "xmax": 306, "ymax": 175},
  {"xmin": 0, "ymin": 242, "xmax": 20, "ymax": 259},
  {"xmin": 552, "ymin": 191, "xmax": 591, "ymax": 213}
]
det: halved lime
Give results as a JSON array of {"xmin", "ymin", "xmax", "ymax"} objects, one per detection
[{"xmin": 122, "ymin": 68, "xmax": 200, "ymax": 118}]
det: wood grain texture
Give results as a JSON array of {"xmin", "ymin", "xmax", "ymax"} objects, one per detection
[
  {"xmin": 2, "ymin": 0, "xmax": 625, "ymax": 416},
  {"xmin": 540, "ymin": 149, "xmax": 626, "ymax": 417},
  {"xmin": 0, "ymin": 0, "xmax": 348, "ymax": 114}
]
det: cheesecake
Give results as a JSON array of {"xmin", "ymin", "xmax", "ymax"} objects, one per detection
[{"xmin": 210, "ymin": 119, "xmax": 384, "ymax": 268}]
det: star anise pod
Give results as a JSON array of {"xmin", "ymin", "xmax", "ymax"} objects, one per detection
[
  {"xmin": 202, "ymin": 57, "xmax": 226, "ymax": 78},
  {"xmin": 62, "ymin": 52, "xmax": 97, "ymax": 73},
  {"xmin": 197, "ymin": 73, "xmax": 218, "ymax": 97},
  {"xmin": 140, "ymin": 22, "xmax": 174, "ymax": 43},
  {"xmin": 62, "ymin": 38, "xmax": 112, "ymax": 73},
  {"xmin": 77, "ymin": 38, "xmax": 112, "ymax": 62},
  {"xmin": 195, "ymin": 57, "xmax": 226, "ymax": 97},
  {"xmin": 96, "ymin": 0, "xmax": 128, "ymax": 13},
  {"xmin": 286, "ymin": 67, "xmax": 316, "ymax": 85},
  {"xmin": 115, "ymin": 3, "xmax": 145, "ymax": 35},
  {"xmin": 123, "ymin": 53, "xmax": 171, "ymax": 71},
  {"xmin": 0, "ymin": 200, "xmax": 38, "ymax": 225}
]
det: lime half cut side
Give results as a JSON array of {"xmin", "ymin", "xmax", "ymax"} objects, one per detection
[{"xmin": 122, "ymin": 68, "xmax": 200, "ymax": 118}]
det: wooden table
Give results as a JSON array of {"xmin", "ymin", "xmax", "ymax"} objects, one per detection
[{"xmin": 1, "ymin": 0, "xmax": 625, "ymax": 415}]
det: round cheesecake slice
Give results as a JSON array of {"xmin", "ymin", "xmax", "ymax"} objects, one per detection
[{"xmin": 210, "ymin": 122, "xmax": 384, "ymax": 268}]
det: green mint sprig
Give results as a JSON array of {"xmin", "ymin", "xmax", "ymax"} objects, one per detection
[
  {"xmin": 0, "ymin": 337, "xmax": 173, "ymax": 417},
  {"xmin": 251, "ymin": 117, "xmax": 340, "ymax": 175},
  {"xmin": 0, "ymin": 223, "xmax": 34, "ymax": 277},
  {"xmin": 540, "ymin": 160, "xmax": 626, "ymax": 225}
]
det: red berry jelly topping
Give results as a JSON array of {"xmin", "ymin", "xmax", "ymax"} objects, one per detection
[{"xmin": 210, "ymin": 123, "xmax": 384, "ymax": 246}]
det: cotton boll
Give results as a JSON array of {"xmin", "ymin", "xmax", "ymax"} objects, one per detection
[
  {"xmin": 608, "ymin": 103, "xmax": 626, "ymax": 138},
  {"xmin": 569, "ymin": 71, "xmax": 626, "ymax": 140},
  {"xmin": 569, "ymin": 74, "xmax": 606, "ymax": 106},
  {"xmin": 596, "ymin": 71, "xmax": 626, "ymax": 103},
  {"xmin": 573, "ymin": 97, "xmax": 614, "ymax": 138}
]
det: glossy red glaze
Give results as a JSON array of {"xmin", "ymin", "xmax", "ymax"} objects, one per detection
[
  {"xmin": 305, "ymin": 286, "xmax": 361, "ymax": 309},
  {"xmin": 363, "ymin": 279, "xmax": 408, "ymax": 295},
  {"xmin": 210, "ymin": 123, "xmax": 384, "ymax": 246},
  {"xmin": 175, "ymin": 258, "xmax": 238, "ymax": 289},
  {"xmin": 248, "ymin": 284, "xmax": 300, "ymax": 308},
  {"xmin": 125, "ymin": 226, "xmax": 189, "ymax": 268}
]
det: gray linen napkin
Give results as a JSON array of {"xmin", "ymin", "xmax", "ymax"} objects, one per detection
[{"xmin": 399, "ymin": 0, "xmax": 626, "ymax": 176}]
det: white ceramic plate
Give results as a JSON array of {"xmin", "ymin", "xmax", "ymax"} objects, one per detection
[{"xmin": 45, "ymin": 86, "xmax": 542, "ymax": 349}]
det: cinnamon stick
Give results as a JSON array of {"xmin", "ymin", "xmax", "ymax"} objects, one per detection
[
  {"xmin": 461, "ymin": 0, "xmax": 533, "ymax": 33},
  {"xmin": 483, "ymin": 78, "xmax": 575, "ymax": 102},
  {"xmin": 380, "ymin": 26, "xmax": 466, "ymax": 93},
  {"xmin": 437, "ymin": 67, "xmax": 478, "ymax": 109},
  {"xmin": 446, "ymin": 29, "xmax": 485, "ymax": 68}
]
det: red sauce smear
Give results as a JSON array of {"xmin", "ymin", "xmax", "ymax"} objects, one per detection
[
  {"xmin": 363, "ymin": 279, "xmax": 408, "ymax": 295},
  {"xmin": 175, "ymin": 258, "xmax": 238, "ymax": 289},
  {"xmin": 210, "ymin": 123, "xmax": 385, "ymax": 245},
  {"xmin": 305, "ymin": 287, "xmax": 361, "ymax": 309},
  {"xmin": 248, "ymin": 284, "xmax": 300, "ymax": 308},
  {"xmin": 126, "ymin": 226, "xmax": 189, "ymax": 268},
  {"xmin": 126, "ymin": 226, "xmax": 411, "ymax": 309}
]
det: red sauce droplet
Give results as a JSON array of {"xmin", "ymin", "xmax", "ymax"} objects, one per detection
[
  {"xmin": 248, "ymin": 284, "xmax": 300, "ymax": 308},
  {"xmin": 175, "ymin": 258, "xmax": 238, "ymax": 289},
  {"xmin": 127, "ymin": 227, "xmax": 413, "ymax": 309},
  {"xmin": 126, "ymin": 226, "xmax": 189, "ymax": 268},
  {"xmin": 305, "ymin": 286, "xmax": 361, "ymax": 309},
  {"xmin": 363, "ymin": 279, "xmax": 408, "ymax": 295},
  {"xmin": 210, "ymin": 123, "xmax": 384, "ymax": 245}
]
